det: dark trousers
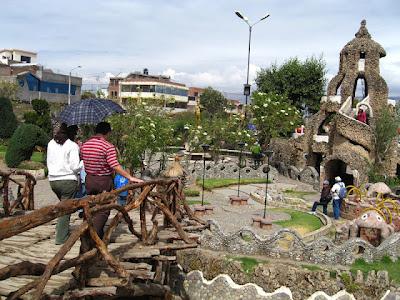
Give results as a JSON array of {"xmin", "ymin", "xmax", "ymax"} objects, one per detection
[
  {"xmin": 85, "ymin": 174, "xmax": 113, "ymax": 239},
  {"xmin": 311, "ymin": 201, "xmax": 328, "ymax": 215}
]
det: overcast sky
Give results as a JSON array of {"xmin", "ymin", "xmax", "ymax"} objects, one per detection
[{"xmin": 2, "ymin": 0, "xmax": 400, "ymax": 95}]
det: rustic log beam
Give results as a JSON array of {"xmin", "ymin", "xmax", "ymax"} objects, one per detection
[
  {"xmin": 0, "ymin": 261, "xmax": 47, "ymax": 280},
  {"xmin": 103, "ymin": 185, "xmax": 153, "ymax": 245},
  {"xmin": 32, "ymin": 222, "xmax": 89, "ymax": 299},
  {"xmin": 147, "ymin": 197, "xmax": 192, "ymax": 244},
  {"xmin": 144, "ymin": 220, "xmax": 159, "ymax": 246},
  {"xmin": 140, "ymin": 200, "xmax": 148, "ymax": 242},
  {"xmin": 2, "ymin": 175, "xmax": 10, "ymax": 216},
  {"xmin": 0, "ymin": 180, "xmax": 173, "ymax": 241},
  {"xmin": 83, "ymin": 205, "xmax": 129, "ymax": 279}
]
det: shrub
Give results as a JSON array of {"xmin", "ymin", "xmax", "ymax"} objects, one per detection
[
  {"xmin": 24, "ymin": 111, "xmax": 39, "ymax": 124},
  {"xmin": 31, "ymin": 99, "xmax": 50, "ymax": 116},
  {"xmin": 24, "ymin": 99, "xmax": 52, "ymax": 135},
  {"xmin": 0, "ymin": 97, "xmax": 18, "ymax": 138},
  {"xmin": 5, "ymin": 124, "xmax": 49, "ymax": 168}
]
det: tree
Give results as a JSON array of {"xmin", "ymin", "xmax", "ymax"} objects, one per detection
[
  {"xmin": 374, "ymin": 105, "xmax": 400, "ymax": 165},
  {"xmin": 250, "ymin": 92, "xmax": 301, "ymax": 145},
  {"xmin": 0, "ymin": 81, "xmax": 18, "ymax": 100},
  {"xmin": 256, "ymin": 56, "xmax": 327, "ymax": 114},
  {"xmin": 199, "ymin": 87, "xmax": 227, "ymax": 117},
  {"xmin": 23, "ymin": 99, "xmax": 52, "ymax": 135},
  {"xmin": 0, "ymin": 97, "xmax": 18, "ymax": 139},
  {"xmin": 81, "ymin": 91, "xmax": 96, "ymax": 99},
  {"xmin": 108, "ymin": 98, "xmax": 174, "ymax": 171}
]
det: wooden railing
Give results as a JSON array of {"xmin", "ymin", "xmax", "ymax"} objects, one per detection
[
  {"xmin": 0, "ymin": 170, "xmax": 36, "ymax": 216},
  {"xmin": 0, "ymin": 178, "xmax": 205, "ymax": 299}
]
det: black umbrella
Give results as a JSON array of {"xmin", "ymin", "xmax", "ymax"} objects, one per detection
[{"xmin": 59, "ymin": 98, "xmax": 125, "ymax": 126}]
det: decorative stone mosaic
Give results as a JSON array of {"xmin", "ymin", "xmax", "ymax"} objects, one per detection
[{"xmin": 200, "ymin": 221, "xmax": 400, "ymax": 265}]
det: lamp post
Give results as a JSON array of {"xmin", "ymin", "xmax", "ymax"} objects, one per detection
[
  {"xmin": 68, "ymin": 66, "xmax": 81, "ymax": 105},
  {"xmin": 201, "ymin": 144, "xmax": 210, "ymax": 206},
  {"xmin": 235, "ymin": 11, "xmax": 270, "ymax": 118},
  {"xmin": 263, "ymin": 150, "xmax": 274, "ymax": 219},
  {"xmin": 237, "ymin": 141, "xmax": 246, "ymax": 197}
]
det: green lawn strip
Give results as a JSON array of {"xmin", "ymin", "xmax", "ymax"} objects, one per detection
[
  {"xmin": 283, "ymin": 189, "xmax": 318, "ymax": 199},
  {"xmin": 270, "ymin": 208, "xmax": 322, "ymax": 232},
  {"xmin": 0, "ymin": 146, "xmax": 44, "ymax": 163},
  {"xmin": 226, "ymin": 255, "xmax": 268, "ymax": 274},
  {"xmin": 183, "ymin": 189, "xmax": 200, "ymax": 197},
  {"xmin": 350, "ymin": 256, "xmax": 400, "ymax": 283},
  {"xmin": 186, "ymin": 199, "xmax": 210, "ymax": 205},
  {"xmin": 196, "ymin": 178, "xmax": 270, "ymax": 191}
]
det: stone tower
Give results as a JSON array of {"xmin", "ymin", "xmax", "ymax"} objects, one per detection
[{"xmin": 327, "ymin": 20, "xmax": 388, "ymax": 116}]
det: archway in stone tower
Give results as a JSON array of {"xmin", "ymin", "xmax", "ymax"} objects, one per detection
[{"xmin": 325, "ymin": 159, "xmax": 354, "ymax": 186}]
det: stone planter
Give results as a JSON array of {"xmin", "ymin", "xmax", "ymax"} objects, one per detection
[
  {"xmin": 229, "ymin": 195, "xmax": 249, "ymax": 206},
  {"xmin": 252, "ymin": 216, "xmax": 272, "ymax": 229},
  {"xmin": 204, "ymin": 205, "xmax": 214, "ymax": 215},
  {"xmin": 193, "ymin": 205, "xmax": 206, "ymax": 217}
]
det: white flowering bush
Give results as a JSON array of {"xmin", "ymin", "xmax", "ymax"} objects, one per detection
[
  {"xmin": 251, "ymin": 92, "xmax": 301, "ymax": 144},
  {"xmin": 109, "ymin": 98, "xmax": 174, "ymax": 170},
  {"xmin": 185, "ymin": 115, "xmax": 256, "ymax": 157}
]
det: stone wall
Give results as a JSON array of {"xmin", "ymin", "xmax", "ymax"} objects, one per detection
[
  {"xmin": 199, "ymin": 221, "xmax": 400, "ymax": 265},
  {"xmin": 185, "ymin": 161, "xmax": 279, "ymax": 181},
  {"xmin": 180, "ymin": 252, "xmax": 394, "ymax": 299}
]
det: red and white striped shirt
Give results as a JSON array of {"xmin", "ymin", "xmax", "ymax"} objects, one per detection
[{"xmin": 80, "ymin": 135, "xmax": 120, "ymax": 176}]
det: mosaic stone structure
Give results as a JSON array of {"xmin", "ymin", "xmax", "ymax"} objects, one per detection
[
  {"xmin": 269, "ymin": 20, "xmax": 399, "ymax": 187},
  {"xmin": 199, "ymin": 221, "xmax": 400, "ymax": 265}
]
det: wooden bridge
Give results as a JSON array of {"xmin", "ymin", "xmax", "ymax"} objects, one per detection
[{"xmin": 0, "ymin": 177, "xmax": 207, "ymax": 299}]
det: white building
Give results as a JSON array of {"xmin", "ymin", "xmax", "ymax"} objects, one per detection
[{"xmin": 0, "ymin": 49, "xmax": 37, "ymax": 65}]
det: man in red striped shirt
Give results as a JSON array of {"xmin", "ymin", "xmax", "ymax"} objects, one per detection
[{"xmin": 80, "ymin": 122, "xmax": 142, "ymax": 238}]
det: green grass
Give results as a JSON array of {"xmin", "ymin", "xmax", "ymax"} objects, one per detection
[
  {"xmin": 183, "ymin": 189, "xmax": 200, "ymax": 197},
  {"xmin": 196, "ymin": 178, "xmax": 271, "ymax": 190},
  {"xmin": 271, "ymin": 208, "xmax": 322, "ymax": 233},
  {"xmin": 186, "ymin": 200, "xmax": 210, "ymax": 205},
  {"xmin": 0, "ymin": 145, "xmax": 45, "ymax": 164},
  {"xmin": 350, "ymin": 256, "xmax": 400, "ymax": 283},
  {"xmin": 226, "ymin": 255, "xmax": 268, "ymax": 274},
  {"xmin": 283, "ymin": 189, "xmax": 318, "ymax": 199}
]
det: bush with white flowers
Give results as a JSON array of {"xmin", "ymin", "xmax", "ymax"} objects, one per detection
[{"xmin": 250, "ymin": 92, "xmax": 301, "ymax": 144}]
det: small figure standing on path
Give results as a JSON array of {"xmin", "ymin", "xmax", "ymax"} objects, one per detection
[
  {"xmin": 309, "ymin": 180, "xmax": 331, "ymax": 215},
  {"xmin": 47, "ymin": 123, "xmax": 82, "ymax": 245},
  {"xmin": 331, "ymin": 176, "xmax": 346, "ymax": 220},
  {"xmin": 80, "ymin": 122, "xmax": 143, "ymax": 239}
]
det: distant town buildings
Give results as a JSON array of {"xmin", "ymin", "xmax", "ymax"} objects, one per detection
[
  {"xmin": 0, "ymin": 49, "xmax": 82, "ymax": 103},
  {"xmin": 108, "ymin": 69, "xmax": 189, "ymax": 109}
]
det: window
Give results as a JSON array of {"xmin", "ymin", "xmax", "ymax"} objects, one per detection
[{"xmin": 20, "ymin": 55, "xmax": 31, "ymax": 63}]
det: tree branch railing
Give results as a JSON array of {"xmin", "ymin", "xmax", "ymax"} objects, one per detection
[
  {"xmin": 0, "ymin": 169, "xmax": 36, "ymax": 216},
  {"xmin": 0, "ymin": 178, "xmax": 204, "ymax": 299}
]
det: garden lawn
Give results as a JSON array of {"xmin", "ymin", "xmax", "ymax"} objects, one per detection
[
  {"xmin": 196, "ymin": 178, "xmax": 270, "ymax": 190},
  {"xmin": 0, "ymin": 145, "xmax": 45, "ymax": 165},
  {"xmin": 226, "ymin": 255, "xmax": 268, "ymax": 274},
  {"xmin": 351, "ymin": 256, "xmax": 400, "ymax": 283},
  {"xmin": 271, "ymin": 208, "xmax": 322, "ymax": 234},
  {"xmin": 283, "ymin": 189, "xmax": 318, "ymax": 199}
]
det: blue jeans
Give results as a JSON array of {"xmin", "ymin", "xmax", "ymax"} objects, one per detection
[
  {"xmin": 333, "ymin": 198, "xmax": 342, "ymax": 219},
  {"xmin": 311, "ymin": 202, "xmax": 328, "ymax": 215},
  {"xmin": 118, "ymin": 195, "xmax": 127, "ymax": 206}
]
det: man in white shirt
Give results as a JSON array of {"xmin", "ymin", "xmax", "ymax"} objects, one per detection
[{"xmin": 331, "ymin": 176, "xmax": 345, "ymax": 220}]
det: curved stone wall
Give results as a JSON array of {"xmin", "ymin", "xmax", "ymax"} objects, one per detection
[{"xmin": 200, "ymin": 221, "xmax": 400, "ymax": 265}]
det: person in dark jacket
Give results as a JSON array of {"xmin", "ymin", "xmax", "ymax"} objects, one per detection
[{"xmin": 309, "ymin": 180, "xmax": 331, "ymax": 215}]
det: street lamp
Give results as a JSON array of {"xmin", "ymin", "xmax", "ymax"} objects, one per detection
[
  {"xmin": 235, "ymin": 11, "xmax": 270, "ymax": 117},
  {"xmin": 263, "ymin": 149, "xmax": 274, "ymax": 219},
  {"xmin": 68, "ymin": 66, "xmax": 82, "ymax": 105},
  {"xmin": 237, "ymin": 141, "xmax": 246, "ymax": 197},
  {"xmin": 201, "ymin": 144, "xmax": 210, "ymax": 206}
]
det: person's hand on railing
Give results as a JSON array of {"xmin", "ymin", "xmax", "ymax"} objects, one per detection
[{"xmin": 128, "ymin": 176, "xmax": 144, "ymax": 183}]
